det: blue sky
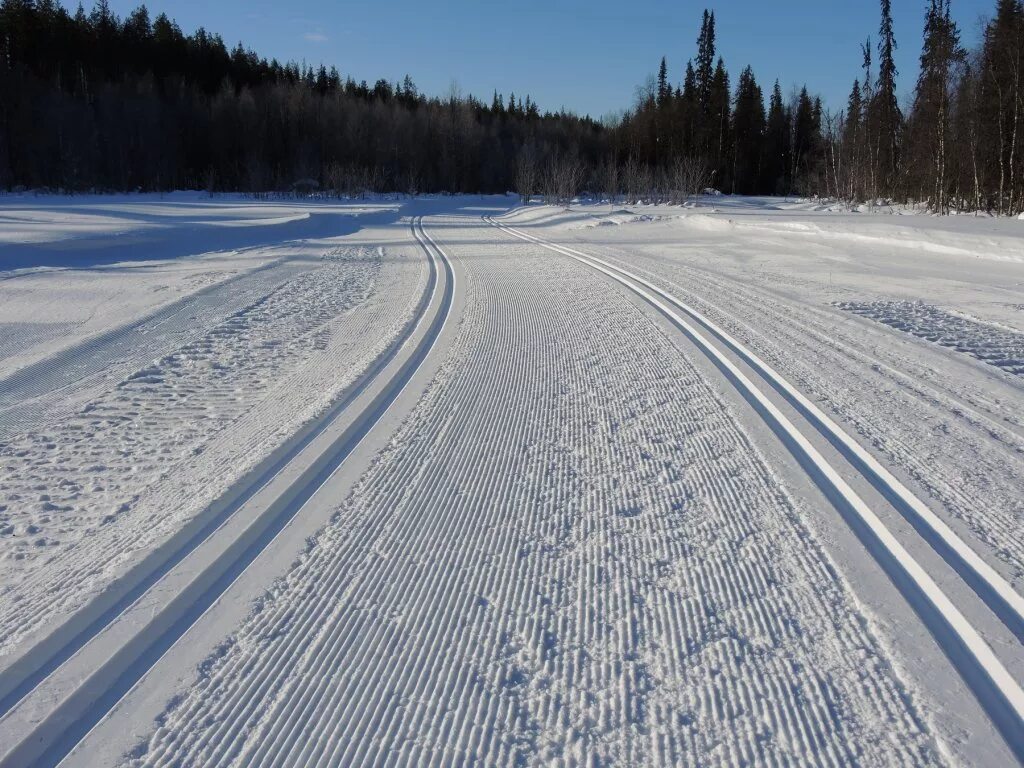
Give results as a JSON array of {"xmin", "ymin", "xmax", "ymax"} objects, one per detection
[{"xmin": 75, "ymin": 0, "xmax": 995, "ymax": 118}]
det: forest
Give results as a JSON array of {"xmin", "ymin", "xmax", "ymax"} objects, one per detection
[{"xmin": 1, "ymin": 0, "xmax": 1022, "ymax": 214}]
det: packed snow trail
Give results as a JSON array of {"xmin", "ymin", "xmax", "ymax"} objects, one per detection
[
  {"xmin": 0, "ymin": 218, "xmax": 453, "ymax": 767},
  {"xmin": 0, "ymin": 244, "xmax": 423, "ymax": 690},
  {"xmin": 549, "ymin": 204, "xmax": 1024, "ymax": 594},
  {"xmin": 116, "ymin": 215, "xmax": 943, "ymax": 767},
  {"xmin": 486, "ymin": 215, "xmax": 1024, "ymax": 756}
]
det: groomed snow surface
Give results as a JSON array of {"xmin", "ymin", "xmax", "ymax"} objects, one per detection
[{"xmin": 0, "ymin": 193, "xmax": 1022, "ymax": 766}]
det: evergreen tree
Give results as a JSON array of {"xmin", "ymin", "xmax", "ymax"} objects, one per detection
[
  {"xmin": 761, "ymin": 80, "xmax": 791, "ymax": 194},
  {"xmin": 792, "ymin": 86, "xmax": 822, "ymax": 191},
  {"xmin": 681, "ymin": 59, "xmax": 698, "ymax": 155},
  {"xmin": 731, "ymin": 66, "xmax": 765, "ymax": 194},
  {"xmin": 710, "ymin": 57, "xmax": 731, "ymax": 186},
  {"xmin": 657, "ymin": 56, "xmax": 670, "ymax": 107},
  {"xmin": 695, "ymin": 9, "xmax": 715, "ymax": 116},
  {"xmin": 873, "ymin": 0, "xmax": 902, "ymax": 196},
  {"xmin": 525, "ymin": 95, "xmax": 539, "ymax": 119}
]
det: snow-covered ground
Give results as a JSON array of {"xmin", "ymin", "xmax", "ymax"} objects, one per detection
[{"xmin": 0, "ymin": 194, "xmax": 1021, "ymax": 766}]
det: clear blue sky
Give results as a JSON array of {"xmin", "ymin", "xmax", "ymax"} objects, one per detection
[{"xmin": 72, "ymin": 0, "xmax": 996, "ymax": 118}]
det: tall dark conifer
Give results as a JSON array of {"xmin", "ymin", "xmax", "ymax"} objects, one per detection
[
  {"xmin": 681, "ymin": 59, "xmax": 698, "ymax": 155},
  {"xmin": 695, "ymin": 10, "xmax": 716, "ymax": 117},
  {"xmin": 657, "ymin": 56, "xmax": 670, "ymax": 107},
  {"xmin": 762, "ymin": 80, "xmax": 790, "ymax": 194},
  {"xmin": 731, "ymin": 66, "xmax": 765, "ymax": 194},
  {"xmin": 710, "ymin": 56, "xmax": 731, "ymax": 186},
  {"xmin": 873, "ymin": 0, "xmax": 902, "ymax": 195}
]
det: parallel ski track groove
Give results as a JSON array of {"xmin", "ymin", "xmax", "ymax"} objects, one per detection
[
  {"xmin": 0, "ymin": 216, "xmax": 452, "ymax": 768},
  {"xmin": 485, "ymin": 214, "xmax": 1024, "ymax": 759},
  {"xmin": 547, "ymin": 223, "xmax": 1024, "ymax": 587},
  {"xmin": 556, "ymin": 225, "xmax": 1024, "ymax": 630},
  {"xmin": 136, "ymin": 217, "xmax": 937, "ymax": 767},
  {"xmin": 603, "ymin": 249, "xmax": 1024, "ymax": 624},
  {"xmin": 0, "ymin": 248, "xmax": 392, "ymax": 660}
]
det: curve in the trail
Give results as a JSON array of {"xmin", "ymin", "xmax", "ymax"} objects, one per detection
[
  {"xmin": 0, "ymin": 217, "xmax": 454, "ymax": 768},
  {"xmin": 485, "ymin": 214, "xmax": 1024, "ymax": 760}
]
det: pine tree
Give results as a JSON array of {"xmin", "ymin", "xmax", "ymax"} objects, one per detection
[
  {"xmin": 657, "ymin": 56, "xmax": 670, "ymax": 107},
  {"xmin": 731, "ymin": 66, "xmax": 765, "ymax": 194},
  {"xmin": 525, "ymin": 95, "xmax": 539, "ymax": 119},
  {"xmin": 681, "ymin": 59, "xmax": 698, "ymax": 155},
  {"xmin": 792, "ymin": 86, "xmax": 821, "ymax": 191},
  {"xmin": 762, "ymin": 80, "xmax": 790, "ymax": 194},
  {"xmin": 695, "ymin": 9, "xmax": 716, "ymax": 116},
  {"xmin": 951, "ymin": 60, "xmax": 982, "ymax": 209},
  {"xmin": 873, "ymin": 0, "xmax": 902, "ymax": 197},
  {"xmin": 710, "ymin": 56, "xmax": 731, "ymax": 186},
  {"xmin": 89, "ymin": 0, "xmax": 118, "ymax": 78}
]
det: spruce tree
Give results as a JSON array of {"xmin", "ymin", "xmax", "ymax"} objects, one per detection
[
  {"xmin": 762, "ymin": 80, "xmax": 791, "ymax": 194},
  {"xmin": 731, "ymin": 66, "xmax": 765, "ymax": 194},
  {"xmin": 792, "ymin": 86, "xmax": 820, "ymax": 191},
  {"xmin": 657, "ymin": 56, "xmax": 670, "ymax": 108},
  {"xmin": 681, "ymin": 60, "xmax": 698, "ymax": 155},
  {"xmin": 710, "ymin": 57, "xmax": 731, "ymax": 186},
  {"xmin": 873, "ymin": 0, "xmax": 902, "ymax": 197},
  {"xmin": 695, "ymin": 10, "xmax": 716, "ymax": 116}
]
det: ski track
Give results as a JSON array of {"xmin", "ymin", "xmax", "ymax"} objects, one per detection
[
  {"xmin": 0, "ymin": 245, "xmax": 426, "ymax": 659},
  {"xmin": 557, "ymin": 233, "xmax": 1024, "ymax": 590},
  {"xmin": 127, "ymin": 219, "xmax": 938, "ymax": 767}
]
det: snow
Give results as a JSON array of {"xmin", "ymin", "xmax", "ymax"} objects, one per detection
[
  {"xmin": 0, "ymin": 195, "xmax": 425, "ymax": 661},
  {"xmin": 0, "ymin": 194, "xmax": 1022, "ymax": 767}
]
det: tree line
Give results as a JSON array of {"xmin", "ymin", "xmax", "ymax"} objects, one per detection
[
  {"xmin": 0, "ymin": 0, "xmax": 606, "ymax": 194},
  {"xmin": 1, "ymin": 0, "xmax": 1022, "ymax": 214}
]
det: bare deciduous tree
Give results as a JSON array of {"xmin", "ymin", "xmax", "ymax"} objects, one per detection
[
  {"xmin": 515, "ymin": 145, "xmax": 538, "ymax": 205},
  {"xmin": 544, "ymin": 154, "xmax": 585, "ymax": 208}
]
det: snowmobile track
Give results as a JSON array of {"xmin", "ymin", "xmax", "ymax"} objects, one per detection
[
  {"xmin": 485, "ymin": 213, "xmax": 1024, "ymax": 760},
  {"xmin": 0, "ymin": 217, "xmax": 454, "ymax": 768}
]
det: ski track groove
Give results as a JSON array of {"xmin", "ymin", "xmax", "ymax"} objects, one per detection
[
  {"xmin": 129, "ymin": 216, "xmax": 939, "ymax": 767},
  {"xmin": 0, "ymin": 245, "xmax": 426, "ymax": 660},
  {"xmin": 561, "ymin": 232, "xmax": 1024, "ymax": 591},
  {"xmin": 487, "ymin": 216, "xmax": 1024, "ymax": 756},
  {"xmin": 0, "ymin": 217, "xmax": 447, "ymax": 768}
]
